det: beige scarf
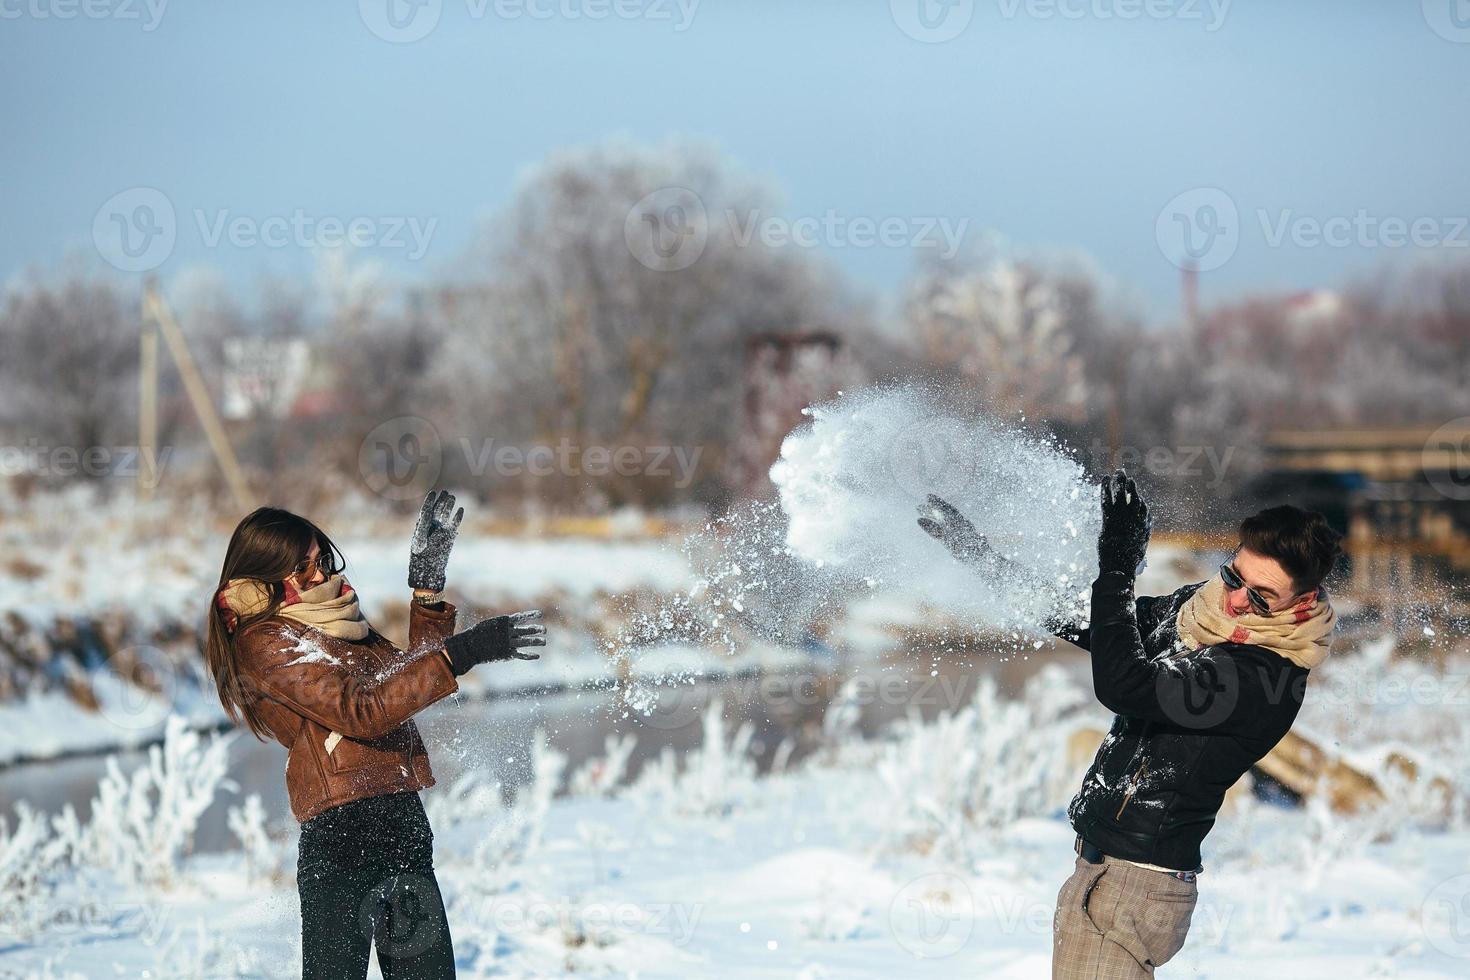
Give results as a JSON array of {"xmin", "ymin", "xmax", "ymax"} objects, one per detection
[
  {"xmin": 216, "ymin": 574, "xmax": 370, "ymax": 641},
  {"xmin": 1176, "ymin": 573, "xmax": 1335, "ymax": 669}
]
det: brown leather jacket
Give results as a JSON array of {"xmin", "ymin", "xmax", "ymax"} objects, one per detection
[{"xmin": 234, "ymin": 599, "xmax": 460, "ymax": 822}]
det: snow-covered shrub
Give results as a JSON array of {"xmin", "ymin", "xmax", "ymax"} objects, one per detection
[
  {"xmin": 631, "ymin": 697, "xmax": 758, "ymax": 817},
  {"xmin": 1295, "ymin": 638, "xmax": 1470, "ymax": 830},
  {"xmin": 424, "ymin": 771, "xmax": 507, "ymax": 830},
  {"xmin": 769, "ymin": 735, "xmax": 796, "ymax": 775},
  {"xmin": 576, "ymin": 819, "xmax": 629, "ymax": 885},
  {"xmin": 526, "ymin": 730, "xmax": 569, "ymax": 815},
  {"xmin": 569, "ymin": 733, "xmax": 638, "ymax": 798},
  {"xmin": 874, "ymin": 665, "xmax": 1086, "ymax": 860},
  {"xmin": 63, "ymin": 716, "xmax": 235, "ymax": 888},
  {"xmin": 451, "ymin": 729, "xmax": 570, "ymax": 899},
  {"xmin": 0, "ymin": 803, "xmax": 69, "ymax": 941},
  {"xmin": 226, "ymin": 794, "xmax": 285, "ymax": 884},
  {"xmin": 809, "ymin": 675, "xmax": 865, "ymax": 767},
  {"xmin": 151, "ymin": 917, "xmax": 264, "ymax": 978}
]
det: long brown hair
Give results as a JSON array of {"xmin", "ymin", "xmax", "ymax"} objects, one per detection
[{"xmin": 205, "ymin": 506, "xmax": 343, "ymax": 740}]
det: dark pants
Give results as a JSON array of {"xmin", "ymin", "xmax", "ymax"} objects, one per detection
[{"xmin": 297, "ymin": 792, "xmax": 455, "ymax": 980}]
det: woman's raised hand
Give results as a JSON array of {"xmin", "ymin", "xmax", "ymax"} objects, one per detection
[{"xmin": 409, "ymin": 489, "xmax": 464, "ymax": 593}]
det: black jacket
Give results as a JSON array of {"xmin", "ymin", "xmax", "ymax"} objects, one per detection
[{"xmin": 1059, "ymin": 571, "xmax": 1311, "ymax": 871}]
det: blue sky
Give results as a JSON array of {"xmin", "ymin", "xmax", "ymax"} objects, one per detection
[{"xmin": 3, "ymin": 0, "xmax": 1468, "ymax": 319}]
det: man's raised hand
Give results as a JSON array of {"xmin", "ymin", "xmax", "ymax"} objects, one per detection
[{"xmin": 1097, "ymin": 469, "xmax": 1152, "ymax": 577}]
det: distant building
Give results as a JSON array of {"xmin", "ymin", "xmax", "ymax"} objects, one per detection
[{"xmin": 1261, "ymin": 425, "xmax": 1470, "ymax": 604}]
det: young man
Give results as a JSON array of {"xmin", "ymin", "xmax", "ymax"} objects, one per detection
[{"xmin": 918, "ymin": 470, "xmax": 1342, "ymax": 978}]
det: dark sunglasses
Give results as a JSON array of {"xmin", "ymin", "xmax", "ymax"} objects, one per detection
[
  {"xmin": 292, "ymin": 550, "xmax": 340, "ymax": 579},
  {"xmin": 1219, "ymin": 556, "xmax": 1272, "ymax": 615}
]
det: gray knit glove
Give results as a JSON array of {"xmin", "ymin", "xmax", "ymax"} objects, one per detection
[{"xmin": 408, "ymin": 489, "xmax": 463, "ymax": 593}]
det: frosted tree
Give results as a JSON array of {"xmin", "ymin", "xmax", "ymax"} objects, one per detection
[
  {"xmin": 906, "ymin": 254, "xmax": 1091, "ymax": 425},
  {"xmin": 0, "ymin": 264, "xmax": 138, "ymax": 478},
  {"xmin": 434, "ymin": 139, "xmax": 866, "ymax": 507}
]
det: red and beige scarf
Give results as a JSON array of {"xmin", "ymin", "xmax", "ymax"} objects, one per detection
[
  {"xmin": 215, "ymin": 573, "xmax": 370, "ymax": 641},
  {"xmin": 1175, "ymin": 573, "xmax": 1335, "ymax": 669}
]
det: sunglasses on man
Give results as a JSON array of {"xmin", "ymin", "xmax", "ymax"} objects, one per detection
[{"xmin": 1218, "ymin": 553, "xmax": 1273, "ymax": 615}]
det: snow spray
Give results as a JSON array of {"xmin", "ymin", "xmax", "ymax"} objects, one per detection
[
  {"xmin": 614, "ymin": 383, "xmax": 1103, "ymax": 721},
  {"xmin": 769, "ymin": 384, "xmax": 1101, "ymax": 634}
]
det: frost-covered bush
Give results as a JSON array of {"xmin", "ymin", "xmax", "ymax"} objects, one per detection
[
  {"xmin": 568, "ymin": 733, "xmax": 638, "ymax": 798},
  {"xmin": 525, "ymin": 732, "xmax": 570, "ymax": 816},
  {"xmin": 873, "ymin": 665, "xmax": 1087, "ymax": 860},
  {"xmin": 1293, "ymin": 639, "xmax": 1469, "ymax": 832},
  {"xmin": 226, "ymin": 794, "xmax": 285, "ymax": 885},
  {"xmin": 56, "ymin": 716, "xmax": 235, "ymax": 888},
  {"xmin": 0, "ymin": 803, "xmax": 69, "ymax": 941},
  {"xmin": 447, "ymin": 729, "xmax": 569, "ymax": 900},
  {"xmin": 424, "ymin": 772, "xmax": 507, "ymax": 831},
  {"xmin": 631, "ymin": 697, "xmax": 757, "ymax": 817},
  {"xmin": 816, "ymin": 676, "xmax": 865, "ymax": 761},
  {"xmin": 151, "ymin": 918, "xmax": 269, "ymax": 978}
]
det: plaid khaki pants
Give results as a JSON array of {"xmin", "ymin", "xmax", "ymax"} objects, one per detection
[{"xmin": 1052, "ymin": 854, "xmax": 1197, "ymax": 979}]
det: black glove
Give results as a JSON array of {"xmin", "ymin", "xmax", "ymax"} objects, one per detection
[
  {"xmin": 916, "ymin": 494, "xmax": 993, "ymax": 568},
  {"xmin": 409, "ymin": 489, "xmax": 463, "ymax": 593},
  {"xmin": 444, "ymin": 610, "xmax": 546, "ymax": 676},
  {"xmin": 1097, "ymin": 469, "xmax": 1151, "ymax": 577}
]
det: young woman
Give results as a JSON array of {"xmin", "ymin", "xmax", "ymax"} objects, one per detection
[{"xmin": 205, "ymin": 490, "xmax": 546, "ymax": 979}]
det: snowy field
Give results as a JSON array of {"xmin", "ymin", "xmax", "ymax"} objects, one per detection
[
  {"xmin": 4, "ymin": 644, "xmax": 1470, "ymax": 978},
  {"xmin": 4, "ymin": 454, "xmax": 1469, "ymax": 977}
]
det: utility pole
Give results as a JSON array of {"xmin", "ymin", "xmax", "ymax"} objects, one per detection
[
  {"xmin": 1182, "ymin": 260, "xmax": 1199, "ymax": 326},
  {"xmin": 138, "ymin": 302, "xmax": 159, "ymax": 498},
  {"xmin": 141, "ymin": 278, "xmax": 254, "ymax": 513}
]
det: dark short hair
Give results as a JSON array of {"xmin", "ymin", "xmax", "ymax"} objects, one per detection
[{"xmin": 1239, "ymin": 504, "xmax": 1343, "ymax": 594}]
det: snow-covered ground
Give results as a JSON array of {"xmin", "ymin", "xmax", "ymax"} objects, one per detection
[
  {"xmin": 4, "ymin": 648, "xmax": 1469, "ymax": 978},
  {"xmin": 5, "ymin": 483, "xmax": 1468, "ymax": 977}
]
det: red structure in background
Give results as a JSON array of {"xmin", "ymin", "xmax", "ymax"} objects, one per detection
[{"xmin": 733, "ymin": 330, "xmax": 861, "ymax": 498}]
